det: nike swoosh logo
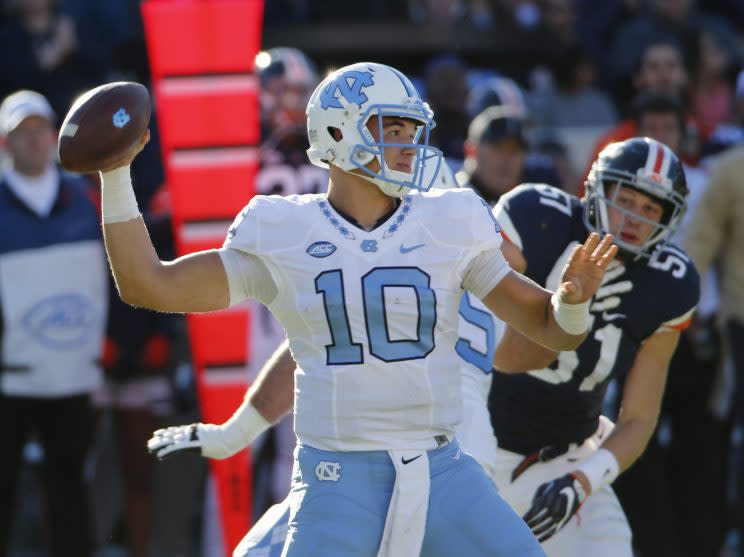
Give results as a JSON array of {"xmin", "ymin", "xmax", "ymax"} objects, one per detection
[
  {"xmin": 601, "ymin": 311, "xmax": 626, "ymax": 322},
  {"xmin": 401, "ymin": 455, "xmax": 422, "ymax": 465},
  {"xmin": 400, "ymin": 243, "xmax": 426, "ymax": 254}
]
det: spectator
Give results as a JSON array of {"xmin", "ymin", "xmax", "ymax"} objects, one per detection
[
  {"xmin": 685, "ymin": 145, "xmax": 744, "ymax": 557},
  {"xmin": 424, "ymin": 54, "xmax": 471, "ymax": 163},
  {"xmin": 530, "ymin": 42, "xmax": 618, "ymax": 127},
  {"xmin": 581, "ymin": 39, "xmax": 695, "ymax": 191},
  {"xmin": 0, "ymin": 0, "xmax": 107, "ymax": 117},
  {"xmin": 540, "ymin": 0, "xmax": 578, "ymax": 46},
  {"xmin": 700, "ymin": 70, "xmax": 744, "ymax": 162},
  {"xmin": 456, "ymin": 107, "xmax": 530, "ymax": 203},
  {"xmin": 607, "ymin": 0, "xmax": 742, "ymax": 101},
  {"xmin": 528, "ymin": 42, "xmax": 618, "ymax": 130},
  {"xmin": 0, "ymin": 90, "xmax": 107, "ymax": 557},
  {"xmin": 686, "ymin": 26, "xmax": 742, "ymax": 139},
  {"xmin": 467, "ymin": 74, "xmax": 529, "ymax": 120}
]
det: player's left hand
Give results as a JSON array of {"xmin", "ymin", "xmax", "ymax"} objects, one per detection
[
  {"xmin": 523, "ymin": 473, "xmax": 587, "ymax": 542},
  {"xmin": 557, "ymin": 232, "xmax": 617, "ymax": 304}
]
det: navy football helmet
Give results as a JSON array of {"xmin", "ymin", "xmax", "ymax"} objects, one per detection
[{"xmin": 584, "ymin": 137, "xmax": 688, "ymax": 258}]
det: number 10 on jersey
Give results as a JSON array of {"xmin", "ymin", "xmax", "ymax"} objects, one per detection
[{"xmin": 315, "ymin": 267, "xmax": 437, "ymax": 364}]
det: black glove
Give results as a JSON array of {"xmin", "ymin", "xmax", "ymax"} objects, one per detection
[{"xmin": 523, "ymin": 473, "xmax": 587, "ymax": 542}]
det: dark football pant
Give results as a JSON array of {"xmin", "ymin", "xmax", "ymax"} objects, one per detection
[
  {"xmin": 727, "ymin": 320, "xmax": 744, "ymax": 536},
  {"xmin": 0, "ymin": 393, "xmax": 94, "ymax": 557}
]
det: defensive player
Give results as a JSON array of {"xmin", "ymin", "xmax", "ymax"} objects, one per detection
[
  {"xmin": 489, "ymin": 137, "xmax": 700, "ymax": 556},
  {"xmin": 104, "ymin": 62, "xmax": 617, "ymax": 556}
]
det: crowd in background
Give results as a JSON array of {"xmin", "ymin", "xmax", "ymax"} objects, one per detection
[{"xmin": 1, "ymin": 0, "xmax": 743, "ymax": 556}]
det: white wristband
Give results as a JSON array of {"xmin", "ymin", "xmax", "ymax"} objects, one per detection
[
  {"xmin": 551, "ymin": 292, "xmax": 590, "ymax": 335},
  {"xmin": 197, "ymin": 400, "xmax": 272, "ymax": 459},
  {"xmin": 100, "ymin": 165, "xmax": 141, "ymax": 223},
  {"xmin": 577, "ymin": 448, "xmax": 620, "ymax": 494}
]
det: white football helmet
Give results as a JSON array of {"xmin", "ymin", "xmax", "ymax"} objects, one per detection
[{"xmin": 306, "ymin": 62, "xmax": 443, "ymax": 197}]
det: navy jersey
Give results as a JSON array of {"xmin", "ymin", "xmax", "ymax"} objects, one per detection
[{"xmin": 489, "ymin": 184, "xmax": 700, "ymax": 455}]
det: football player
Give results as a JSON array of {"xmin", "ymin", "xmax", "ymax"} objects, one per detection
[
  {"xmin": 488, "ymin": 137, "xmax": 700, "ymax": 556},
  {"xmin": 103, "ymin": 62, "xmax": 618, "ymax": 556},
  {"xmin": 150, "ymin": 155, "xmax": 542, "ymax": 557}
]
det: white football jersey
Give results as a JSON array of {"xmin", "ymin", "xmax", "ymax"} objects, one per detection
[
  {"xmin": 223, "ymin": 188, "xmax": 509, "ymax": 451},
  {"xmin": 455, "ymin": 292, "xmax": 505, "ymax": 476}
]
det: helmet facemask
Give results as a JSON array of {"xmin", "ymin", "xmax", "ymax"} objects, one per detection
[{"xmin": 350, "ymin": 104, "xmax": 443, "ymax": 197}]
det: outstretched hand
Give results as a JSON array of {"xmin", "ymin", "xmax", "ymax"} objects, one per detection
[{"xmin": 557, "ymin": 233, "xmax": 618, "ymax": 304}]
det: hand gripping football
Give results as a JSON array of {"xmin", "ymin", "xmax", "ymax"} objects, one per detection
[{"xmin": 58, "ymin": 81, "xmax": 151, "ymax": 173}]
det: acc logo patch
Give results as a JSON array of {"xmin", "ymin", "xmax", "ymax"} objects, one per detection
[{"xmin": 306, "ymin": 241, "xmax": 337, "ymax": 258}]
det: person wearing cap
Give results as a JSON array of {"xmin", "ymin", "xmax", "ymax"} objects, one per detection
[
  {"xmin": 456, "ymin": 106, "xmax": 532, "ymax": 205},
  {"xmin": 0, "ymin": 90, "xmax": 107, "ymax": 557}
]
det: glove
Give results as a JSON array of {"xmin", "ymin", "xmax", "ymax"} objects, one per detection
[
  {"xmin": 147, "ymin": 423, "xmax": 244, "ymax": 460},
  {"xmin": 523, "ymin": 473, "xmax": 587, "ymax": 542}
]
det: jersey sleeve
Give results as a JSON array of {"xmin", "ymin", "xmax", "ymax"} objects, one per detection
[
  {"xmin": 648, "ymin": 246, "xmax": 701, "ymax": 334},
  {"xmin": 454, "ymin": 189, "xmax": 511, "ymax": 297},
  {"xmin": 219, "ymin": 195, "xmax": 283, "ymax": 306},
  {"xmin": 217, "ymin": 248, "xmax": 277, "ymax": 306},
  {"xmin": 493, "ymin": 184, "xmax": 581, "ymax": 285}
]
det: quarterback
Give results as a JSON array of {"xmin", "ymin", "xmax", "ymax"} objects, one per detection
[{"xmin": 103, "ymin": 62, "xmax": 617, "ymax": 556}]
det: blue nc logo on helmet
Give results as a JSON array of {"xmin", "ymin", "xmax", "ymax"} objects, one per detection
[
  {"xmin": 320, "ymin": 71, "xmax": 375, "ymax": 109},
  {"xmin": 307, "ymin": 241, "xmax": 337, "ymax": 258}
]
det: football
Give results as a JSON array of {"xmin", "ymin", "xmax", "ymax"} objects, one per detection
[{"xmin": 58, "ymin": 81, "xmax": 151, "ymax": 173}]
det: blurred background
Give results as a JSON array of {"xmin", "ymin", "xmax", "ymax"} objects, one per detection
[{"xmin": 1, "ymin": 1, "xmax": 743, "ymax": 556}]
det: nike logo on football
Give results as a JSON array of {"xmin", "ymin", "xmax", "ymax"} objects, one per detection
[
  {"xmin": 401, "ymin": 455, "xmax": 422, "ymax": 465},
  {"xmin": 601, "ymin": 311, "xmax": 626, "ymax": 322},
  {"xmin": 400, "ymin": 243, "xmax": 426, "ymax": 254}
]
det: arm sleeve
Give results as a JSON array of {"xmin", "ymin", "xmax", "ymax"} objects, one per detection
[
  {"xmin": 462, "ymin": 247, "xmax": 512, "ymax": 299},
  {"xmin": 217, "ymin": 247, "xmax": 278, "ymax": 307}
]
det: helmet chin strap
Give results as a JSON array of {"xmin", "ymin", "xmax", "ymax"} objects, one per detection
[{"xmin": 353, "ymin": 154, "xmax": 416, "ymax": 198}]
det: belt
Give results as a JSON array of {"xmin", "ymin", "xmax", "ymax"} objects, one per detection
[
  {"xmin": 434, "ymin": 435, "xmax": 449, "ymax": 448},
  {"xmin": 510, "ymin": 444, "xmax": 572, "ymax": 482}
]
